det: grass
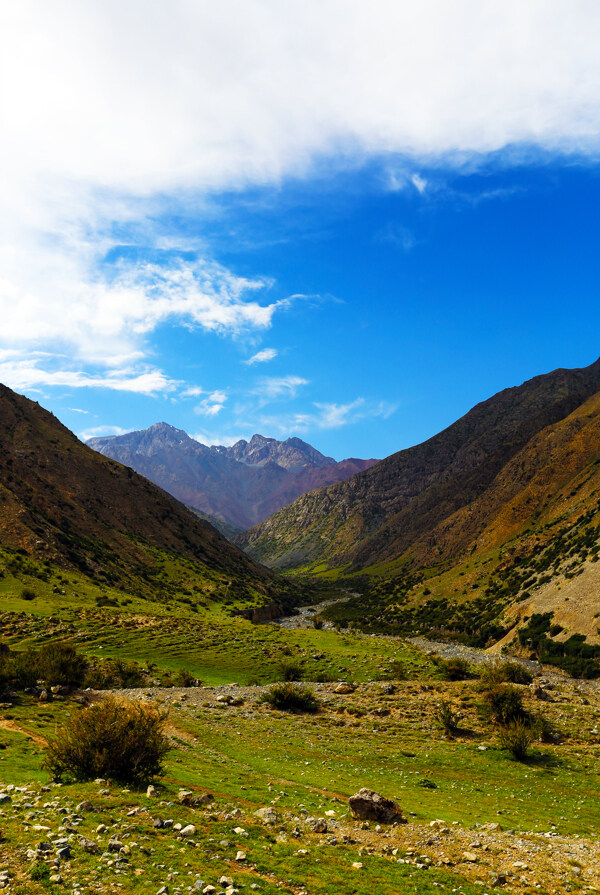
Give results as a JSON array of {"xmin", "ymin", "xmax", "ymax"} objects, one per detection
[{"xmin": 3, "ymin": 550, "xmax": 600, "ymax": 892}]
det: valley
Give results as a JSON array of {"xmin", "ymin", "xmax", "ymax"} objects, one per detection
[{"xmin": 2, "ymin": 363, "xmax": 600, "ymax": 894}]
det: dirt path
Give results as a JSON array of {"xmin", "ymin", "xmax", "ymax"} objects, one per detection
[{"xmin": 0, "ymin": 717, "xmax": 47, "ymax": 747}]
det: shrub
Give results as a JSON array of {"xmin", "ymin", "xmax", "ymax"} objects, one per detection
[
  {"xmin": 44, "ymin": 696, "xmax": 170, "ymax": 785},
  {"xmin": 480, "ymin": 661, "xmax": 532, "ymax": 688},
  {"xmin": 435, "ymin": 700, "xmax": 460, "ymax": 736},
  {"xmin": 259, "ymin": 682, "xmax": 319, "ymax": 713},
  {"xmin": 172, "ymin": 668, "xmax": 198, "ymax": 687},
  {"xmin": 36, "ymin": 642, "xmax": 88, "ymax": 688},
  {"xmin": 277, "ymin": 659, "xmax": 304, "ymax": 682},
  {"xmin": 482, "ymin": 684, "xmax": 528, "ymax": 725},
  {"xmin": 498, "ymin": 719, "xmax": 535, "ymax": 760},
  {"xmin": 83, "ymin": 658, "xmax": 145, "ymax": 690},
  {"xmin": 388, "ymin": 659, "xmax": 408, "ymax": 681},
  {"xmin": 438, "ymin": 656, "xmax": 472, "ymax": 681},
  {"xmin": 21, "ymin": 587, "xmax": 36, "ymax": 601}
]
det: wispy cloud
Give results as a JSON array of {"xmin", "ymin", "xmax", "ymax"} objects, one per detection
[
  {"xmin": 0, "ymin": 359, "xmax": 176, "ymax": 395},
  {"xmin": 245, "ymin": 348, "xmax": 278, "ymax": 365},
  {"xmin": 252, "ymin": 375, "xmax": 309, "ymax": 402},
  {"xmin": 194, "ymin": 390, "xmax": 228, "ymax": 417},
  {"xmin": 257, "ymin": 398, "xmax": 397, "ymax": 435},
  {"xmin": 80, "ymin": 424, "xmax": 130, "ymax": 442}
]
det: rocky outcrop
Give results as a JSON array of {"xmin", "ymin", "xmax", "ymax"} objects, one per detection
[{"xmin": 349, "ymin": 788, "xmax": 406, "ymax": 824}]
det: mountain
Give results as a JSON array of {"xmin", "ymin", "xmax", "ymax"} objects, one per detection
[
  {"xmin": 87, "ymin": 425, "xmax": 377, "ymax": 530},
  {"xmin": 0, "ymin": 384, "xmax": 295, "ymax": 610},
  {"xmin": 235, "ymin": 359, "xmax": 600, "ymax": 657}
]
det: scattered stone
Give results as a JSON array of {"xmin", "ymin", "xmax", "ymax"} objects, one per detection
[
  {"xmin": 80, "ymin": 837, "xmax": 99, "ymax": 854},
  {"xmin": 348, "ymin": 788, "xmax": 405, "ymax": 824},
  {"xmin": 334, "ymin": 682, "xmax": 355, "ymax": 694},
  {"xmin": 463, "ymin": 852, "xmax": 478, "ymax": 863},
  {"xmin": 254, "ymin": 806, "xmax": 279, "ymax": 825},
  {"xmin": 108, "ymin": 838, "xmax": 124, "ymax": 852},
  {"xmin": 352, "ymin": 862, "xmax": 363, "ymax": 870},
  {"xmin": 180, "ymin": 824, "xmax": 196, "ymax": 837},
  {"xmin": 310, "ymin": 818, "xmax": 328, "ymax": 833},
  {"xmin": 147, "ymin": 785, "xmax": 157, "ymax": 797}
]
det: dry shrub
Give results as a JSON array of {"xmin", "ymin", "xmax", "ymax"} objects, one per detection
[
  {"xmin": 259, "ymin": 682, "xmax": 319, "ymax": 713},
  {"xmin": 44, "ymin": 696, "xmax": 170, "ymax": 785},
  {"xmin": 498, "ymin": 719, "xmax": 536, "ymax": 760}
]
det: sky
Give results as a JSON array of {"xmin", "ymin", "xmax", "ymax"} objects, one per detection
[{"xmin": 0, "ymin": 1, "xmax": 599, "ymax": 460}]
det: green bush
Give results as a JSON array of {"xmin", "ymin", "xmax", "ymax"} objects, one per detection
[
  {"xmin": 36, "ymin": 642, "xmax": 88, "ymax": 688},
  {"xmin": 436, "ymin": 656, "xmax": 472, "ymax": 681},
  {"xmin": 259, "ymin": 682, "xmax": 319, "ymax": 713},
  {"xmin": 44, "ymin": 696, "xmax": 170, "ymax": 785},
  {"xmin": 435, "ymin": 700, "xmax": 460, "ymax": 736},
  {"xmin": 498, "ymin": 719, "xmax": 535, "ymax": 760},
  {"xmin": 277, "ymin": 659, "xmax": 304, "ymax": 682},
  {"xmin": 21, "ymin": 587, "xmax": 36, "ymax": 601},
  {"xmin": 388, "ymin": 659, "xmax": 408, "ymax": 681},
  {"xmin": 83, "ymin": 657, "xmax": 145, "ymax": 690},
  {"xmin": 481, "ymin": 661, "xmax": 532, "ymax": 688},
  {"xmin": 482, "ymin": 684, "xmax": 528, "ymax": 725}
]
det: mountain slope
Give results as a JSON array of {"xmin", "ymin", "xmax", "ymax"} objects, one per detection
[
  {"xmin": 0, "ymin": 384, "xmax": 293, "ymax": 608},
  {"xmin": 237, "ymin": 358, "xmax": 600, "ymax": 572},
  {"xmin": 88, "ymin": 425, "xmax": 377, "ymax": 530}
]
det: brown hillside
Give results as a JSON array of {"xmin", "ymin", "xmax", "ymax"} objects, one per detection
[
  {"xmin": 0, "ymin": 384, "xmax": 288, "ymax": 601},
  {"xmin": 237, "ymin": 357, "xmax": 600, "ymax": 572}
]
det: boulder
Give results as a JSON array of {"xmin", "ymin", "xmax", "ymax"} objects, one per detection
[
  {"xmin": 254, "ymin": 806, "xmax": 279, "ymax": 825},
  {"xmin": 348, "ymin": 788, "xmax": 405, "ymax": 824},
  {"xmin": 334, "ymin": 682, "xmax": 355, "ymax": 694}
]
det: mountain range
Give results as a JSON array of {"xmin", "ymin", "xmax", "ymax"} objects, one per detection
[
  {"xmin": 236, "ymin": 358, "xmax": 600, "ymax": 648},
  {"xmin": 87, "ymin": 426, "xmax": 377, "ymax": 531},
  {"xmin": 0, "ymin": 384, "xmax": 295, "ymax": 611}
]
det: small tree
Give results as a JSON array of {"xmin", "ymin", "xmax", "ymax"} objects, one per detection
[{"xmin": 44, "ymin": 697, "xmax": 170, "ymax": 785}]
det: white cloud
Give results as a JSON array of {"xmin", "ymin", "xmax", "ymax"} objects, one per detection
[
  {"xmin": 1, "ymin": 1, "xmax": 599, "ymax": 390},
  {"xmin": 256, "ymin": 397, "xmax": 397, "ymax": 435},
  {"xmin": 245, "ymin": 348, "xmax": 278, "ymax": 365},
  {"xmin": 253, "ymin": 375, "xmax": 309, "ymax": 401},
  {"xmin": 80, "ymin": 424, "xmax": 130, "ymax": 442},
  {"xmin": 194, "ymin": 390, "xmax": 228, "ymax": 417},
  {"xmin": 192, "ymin": 431, "xmax": 249, "ymax": 448},
  {"xmin": 411, "ymin": 173, "xmax": 428, "ymax": 194},
  {"xmin": 68, "ymin": 407, "xmax": 89, "ymax": 414},
  {"xmin": 0, "ymin": 359, "xmax": 176, "ymax": 395}
]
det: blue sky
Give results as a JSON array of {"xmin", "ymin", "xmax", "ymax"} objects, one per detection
[{"xmin": 1, "ymin": 2, "xmax": 599, "ymax": 459}]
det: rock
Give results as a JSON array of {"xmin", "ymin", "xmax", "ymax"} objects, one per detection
[
  {"xmin": 180, "ymin": 824, "xmax": 196, "ymax": 837},
  {"xmin": 235, "ymin": 850, "xmax": 246, "ymax": 861},
  {"xmin": 483, "ymin": 822, "xmax": 502, "ymax": 832},
  {"xmin": 80, "ymin": 837, "xmax": 99, "ymax": 854},
  {"xmin": 430, "ymin": 819, "xmax": 448, "ymax": 830},
  {"xmin": 512, "ymin": 861, "xmax": 529, "ymax": 870},
  {"xmin": 334, "ymin": 682, "xmax": 355, "ymax": 694},
  {"xmin": 219, "ymin": 878, "xmax": 233, "ymax": 888},
  {"xmin": 178, "ymin": 789, "xmax": 194, "ymax": 805},
  {"xmin": 56, "ymin": 845, "xmax": 71, "ymax": 860},
  {"xmin": 352, "ymin": 862, "xmax": 363, "ymax": 870},
  {"xmin": 381, "ymin": 683, "xmax": 396, "ymax": 694},
  {"xmin": 462, "ymin": 852, "xmax": 478, "ymax": 863},
  {"xmin": 254, "ymin": 806, "xmax": 279, "ymax": 825},
  {"xmin": 146, "ymin": 785, "xmax": 157, "ymax": 797},
  {"xmin": 194, "ymin": 791, "xmax": 214, "ymax": 806},
  {"xmin": 310, "ymin": 818, "xmax": 328, "ymax": 833},
  {"xmin": 153, "ymin": 818, "xmax": 165, "ymax": 829},
  {"xmin": 108, "ymin": 838, "xmax": 123, "ymax": 852},
  {"xmin": 49, "ymin": 874, "xmax": 63, "ymax": 884},
  {"xmin": 203, "ymin": 887, "xmax": 217, "ymax": 895},
  {"xmin": 0, "ymin": 795, "xmax": 11, "ymax": 804},
  {"xmin": 348, "ymin": 788, "xmax": 405, "ymax": 824},
  {"xmin": 76, "ymin": 800, "xmax": 94, "ymax": 812}
]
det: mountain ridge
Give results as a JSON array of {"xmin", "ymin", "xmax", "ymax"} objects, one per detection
[
  {"xmin": 236, "ymin": 357, "xmax": 600, "ymax": 571},
  {"xmin": 87, "ymin": 425, "xmax": 377, "ymax": 530}
]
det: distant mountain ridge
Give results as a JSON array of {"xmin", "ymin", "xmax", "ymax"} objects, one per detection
[
  {"xmin": 236, "ymin": 357, "xmax": 600, "ymax": 572},
  {"xmin": 87, "ymin": 425, "xmax": 377, "ymax": 531}
]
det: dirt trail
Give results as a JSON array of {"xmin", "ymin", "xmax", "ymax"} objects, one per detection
[{"xmin": 0, "ymin": 717, "xmax": 47, "ymax": 747}]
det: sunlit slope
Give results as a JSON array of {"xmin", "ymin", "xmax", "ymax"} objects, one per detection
[
  {"xmin": 237, "ymin": 358, "xmax": 600, "ymax": 573},
  {"xmin": 0, "ymin": 384, "xmax": 294, "ymax": 607}
]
